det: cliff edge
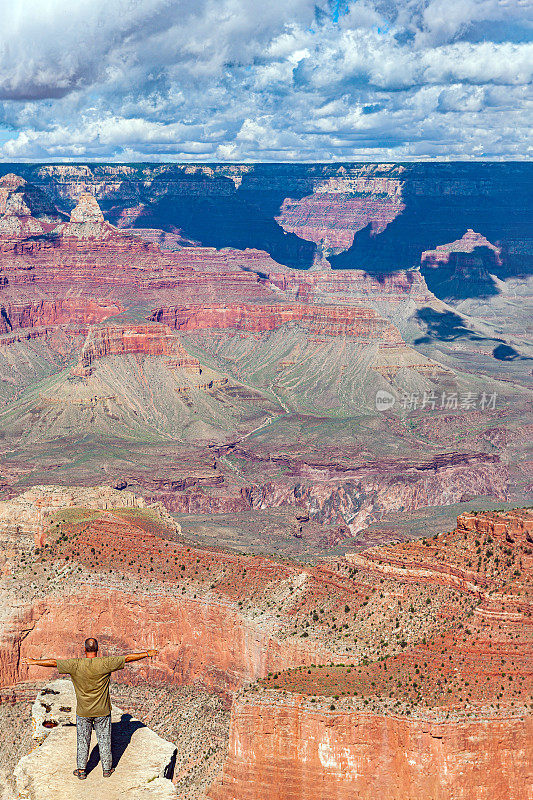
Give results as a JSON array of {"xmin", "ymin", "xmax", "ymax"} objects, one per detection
[{"xmin": 14, "ymin": 680, "xmax": 177, "ymax": 799}]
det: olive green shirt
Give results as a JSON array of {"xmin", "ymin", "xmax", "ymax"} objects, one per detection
[{"xmin": 57, "ymin": 656, "xmax": 125, "ymax": 718}]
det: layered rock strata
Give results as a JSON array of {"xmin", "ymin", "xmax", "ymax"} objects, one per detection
[
  {"xmin": 276, "ymin": 175, "xmax": 405, "ymax": 254},
  {"xmin": 1, "ymin": 506, "xmax": 531, "ymax": 798},
  {"xmin": 209, "ymin": 692, "xmax": 532, "ymax": 800},
  {"xmin": 210, "ymin": 509, "xmax": 533, "ymax": 800},
  {"xmin": 73, "ymin": 324, "xmax": 200, "ymax": 376},
  {"xmin": 0, "ymin": 487, "xmax": 179, "ymax": 576},
  {"xmin": 0, "ymin": 299, "xmax": 122, "ymax": 333},
  {"xmin": 421, "ymin": 229, "xmax": 502, "ymax": 267},
  {"xmin": 150, "ymin": 303, "xmax": 402, "ymax": 342}
]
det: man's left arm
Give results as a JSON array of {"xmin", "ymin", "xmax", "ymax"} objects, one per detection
[
  {"xmin": 22, "ymin": 657, "xmax": 57, "ymax": 668},
  {"xmin": 124, "ymin": 650, "xmax": 158, "ymax": 663}
]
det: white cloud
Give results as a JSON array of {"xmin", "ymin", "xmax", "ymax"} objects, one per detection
[{"xmin": 0, "ymin": 0, "xmax": 531, "ymax": 161}]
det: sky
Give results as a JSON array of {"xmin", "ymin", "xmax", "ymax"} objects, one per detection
[{"xmin": 0, "ymin": 0, "xmax": 531, "ymax": 162}]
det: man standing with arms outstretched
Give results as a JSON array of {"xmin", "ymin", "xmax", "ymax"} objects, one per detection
[{"xmin": 23, "ymin": 637, "xmax": 158, "ymax": 780}]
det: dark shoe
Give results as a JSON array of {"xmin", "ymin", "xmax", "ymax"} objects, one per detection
[
  {"xmin": 103, "ymin": 768, "xmax": 115, "ymax": 777},
  {"xmin": 73, "ymin": 769, "xmax": 87, "ymax": 780}
]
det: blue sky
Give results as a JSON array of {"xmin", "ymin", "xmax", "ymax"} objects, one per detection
[{"xmin": 0, "ymin": 0, "xmax": 531, "ymax": 161}]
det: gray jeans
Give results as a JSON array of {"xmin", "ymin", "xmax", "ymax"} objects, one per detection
[{"xmin": 76, "ymin": 713, "xmax": 112, "ymax": 771}]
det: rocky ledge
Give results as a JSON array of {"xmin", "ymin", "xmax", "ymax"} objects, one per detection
[{"xmin": 14, "ymin": 679, "xmax": 177, "ymax": 799}]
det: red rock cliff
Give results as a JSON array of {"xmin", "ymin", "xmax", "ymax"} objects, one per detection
[
  {"xmin": 209, "ymin": 693, "xmax": 532, "ymax": 800},
  {"xmin": 5, "ymin": 590, "xmax": 328, "ymax": 693},
  {"xmin": 0, "ymin": 299, "xmax": 122, "ymax": 333},
  {"xmin": 150, "ymin": 303, "xmax": 403, "ymax": 342},
  {"xmin": 74, "ymin": 324, "xmax": 200, "ymax": 374}
]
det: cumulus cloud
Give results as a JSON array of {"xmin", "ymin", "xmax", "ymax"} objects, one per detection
[{"xmin": 0, "ymin": 0, "xmax": 531, "ymax": 160}]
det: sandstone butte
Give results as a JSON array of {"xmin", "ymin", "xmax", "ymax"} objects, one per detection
[
  {"xmin": 0, "ymin": 503, "xmax": 531, "ymax": 798},
  {"xmin": 275, "ymin": 174, "xmax": 405, "ymax": 253},
  {"xmin": 421, "ymin": 229, "xmax": 503, "ymax": 268}
]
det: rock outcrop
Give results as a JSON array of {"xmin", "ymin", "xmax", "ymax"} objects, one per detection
[
  {"xmin": 421, "ymin": 229, "xmax": 505, "ymax": 300},
  {"xmin": 0, "ymin": 505, "xmax": 531, "ymax": 799},
  {"xmin": 421, "ymin": 229, "xmax": 502, "ymax": 267},
  {"xmin": 346, "ymin": 509, "xmax": 532, "ymax": 600},
  {"xmin": 0, "ymin": 484, "xmax": 147, "ymax": 544},
  {"xmin": 150, "ymin": 302, "xmax": 405, "ymax": 342},
  {"xmin": 14, "ymin": 680, "xmax": 177, "ymax": 799},
  {"xmin": 0, "ymin": 173, "xmax": 64, "ymax": 238},
  {"xmin": 69, "ymin": 192, "xmax": 105, "ymax": 224},
  {"xmin": 0, "ymin": 488, "xmax": 178, "ymax": 577},
  {"xmin": 0, "ymin": 299, "xmax": 122, "ymax": 333},
  {"xmin": 73, "ymin": 324, "xmax": 200, "ymax": 376}
]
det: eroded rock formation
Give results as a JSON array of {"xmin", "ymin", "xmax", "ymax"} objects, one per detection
[
  {"xmin": 150, "ymin": 303, "xmax": 403, "ymax": 341},
  {"xmin": 210, "ymin": 509, "xmax": 533, "ymax": 800},
  {"xmin": 73, "ymin": 324, "xmax": 200, "ymax": 376},
  {"xmin": 0, "ymin": 299, "xmax": 122, "ymax": 333},
  {"xmin": 0, "ymin": 165, "xmax": 531, "ymax": 800},
  {"xmin": 0, "ymin": 501, "xmax": 531, "ymax": 799},
  {"xmin": 276, "ymin": 175, "xmax": 405, "ymax": 255}
]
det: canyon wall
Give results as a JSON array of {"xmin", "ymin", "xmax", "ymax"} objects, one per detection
[
  {"xmin": 0, "ymin": 299, "xmax": 122, "ymax": 333},
  {"xmin": 1, "ymin": 499, "xmax": 531, "ymax": 798},
  {"xmin": 209, "ymin": 508, "xmax": 532, "ymax": 800},
  {"xmin": 3, "ymin": 162, "xmax": 530, "ymax": 285},
  {"xmin": 237, "ymin": 453, "xmax": 508, "ymax": 532},
  {"xmin": 209, "ymin": 694, "xmax": 532, "ymax": 800},
  {"xmin": 3, "ymin": 589, "xmax": 333, "ymax": 694}
]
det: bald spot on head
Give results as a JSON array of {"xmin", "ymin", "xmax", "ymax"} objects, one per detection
[{"xmin": 84, "ymin": 637, "xmax": 98, "ymax": 653}]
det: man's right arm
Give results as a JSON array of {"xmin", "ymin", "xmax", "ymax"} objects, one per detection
[
  {"xmin": 22, "ymin": 657, "xmax": 58, "ymax": 668},
  {"xmin": 124, "ymin": 650, "xmax": 158, "ymax": 663}
]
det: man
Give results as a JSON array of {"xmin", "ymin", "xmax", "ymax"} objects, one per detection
[{"xmin": 23, "ymin": 638, "xmax": 158, "ymax": 780}]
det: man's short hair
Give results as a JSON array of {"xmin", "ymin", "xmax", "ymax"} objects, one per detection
[{"xmin": 84, "ymin": 637, "xmax": 98, "ymax": 652}]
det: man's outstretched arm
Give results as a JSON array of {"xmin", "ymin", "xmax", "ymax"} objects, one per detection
[
  {"xmin": 22, "ymin": 657, "xmax": 57, "ymax": 667},
  {"xmin": 124, "ymin": 649, "xmax": 158, "ymax": 663}
]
